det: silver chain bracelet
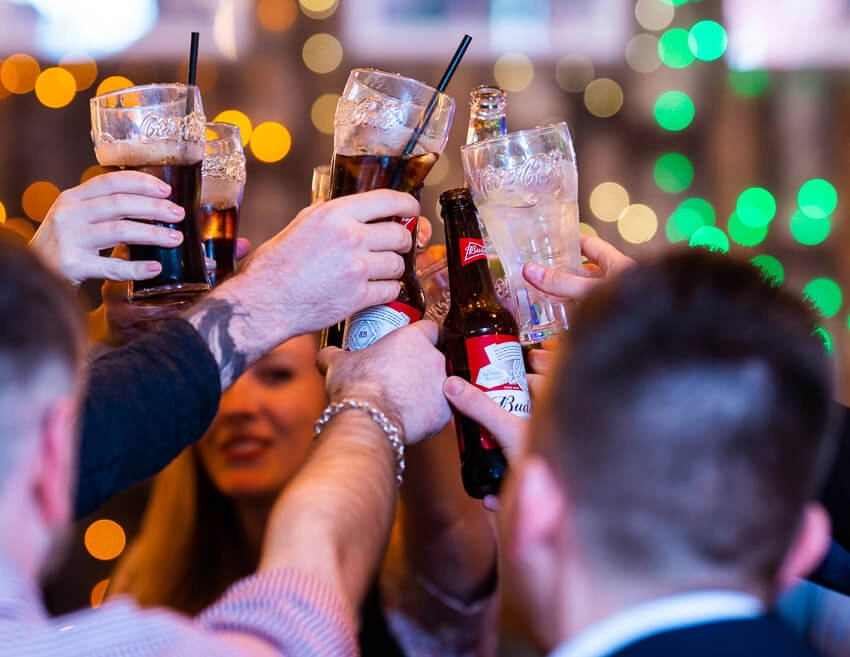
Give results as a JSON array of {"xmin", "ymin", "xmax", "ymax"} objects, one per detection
[{"xmin": 314, "ymin": 399, "xmax": 405, "ymax": 486}]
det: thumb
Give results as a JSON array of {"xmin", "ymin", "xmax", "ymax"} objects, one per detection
[
  {"xmin": 523, "ymin": 261, "xmax": 601, "ymax": 302},
  {"xmin": 316, "ymin": 346, "xmax": 343, "ymax": 376}
]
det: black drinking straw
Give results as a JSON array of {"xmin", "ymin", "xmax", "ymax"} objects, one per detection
[
  {"xmin": 401, "ymin": 34, "xmax": 472, "ymax": 158},
  {"xmin": 187, "ymin": 32, "xmax": 200, "ymax": 85}
]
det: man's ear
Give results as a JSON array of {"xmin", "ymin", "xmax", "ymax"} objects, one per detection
[
  {"xmin": 509, "ymin": 454, "xmax": 568, "ymax": 562},
  {"xmin": 777, "ymin": 503, "xmax": 831, "ymax": 593},
  {"xmin": 33, "ymin": 396, "xmax": 78, "ymax": 529}
]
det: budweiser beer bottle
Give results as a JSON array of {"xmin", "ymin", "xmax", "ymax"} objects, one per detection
[
  {"xmin": 440, "ymin": 187, "xmax": 530, "ymax": 498},
  {"xmin": 466, "ymin": 85, "xmax": 507, "ymax": 144}
]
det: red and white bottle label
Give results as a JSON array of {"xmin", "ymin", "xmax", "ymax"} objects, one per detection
[
  {"xmin": 460, "ymin": 238, "xmax": 487, "ymax": 266},
  {"xmin": 465, "ymin": 334, "xmax": 531, "ymax": 450},
  {"xmin": 343, "ymin": 300, "xmax": 422, "ymax": 351},
  {"xmin": 398, "ymin": 216, "xmax": 419, "ymax": 234}
]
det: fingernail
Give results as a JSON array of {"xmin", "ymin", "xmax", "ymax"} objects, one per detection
[
  {"xmin": 445, "ymin": 377, "xmax": 464, "ymax": 396},
  {"xmin": 524, "ymin": 262, "xmax": 543, "ymax": 283},
  {"xmin": 158, "ymin": 182, "xmax": 171, "ymax": 194},
  {"xmin": 169, "ymin": 230, "xmax": 183, "ymax": 243},
  {"xmin": 146, "ymin": 262, "xmax": 161, "ymax": 273},
  {"xmin": 170, "ymin": 205, "xmax": 185, "ymax": 217}
]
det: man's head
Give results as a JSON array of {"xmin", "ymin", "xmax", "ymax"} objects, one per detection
[
  {"xmin": 502, "ymin": 249, "xmax": 836, "ymax": 647},
  {"xmin": 0, "ymin": 233, "xmax": 86, "ymax": 578}
]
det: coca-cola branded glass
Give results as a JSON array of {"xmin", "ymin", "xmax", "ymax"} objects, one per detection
[
  {"xmin": 460, "ymin": 122, "xmax": 582, "ymax": 345},
  {"xmin": 417, "ymin": 246, "xmax": 450, "ymax": 325},
  {"xmin": 201, "ymin": 121, "xmax": 246, "ymax": 286},
  {"xmin": 331, "ymin": 68, "xmax": 455, "ymax": 350},
  {"xmin": 90, "ymin": 83, "xmax": 209, "ymax": 304}
]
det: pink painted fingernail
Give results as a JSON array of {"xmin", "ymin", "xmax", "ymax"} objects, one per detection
[
  {"xmin": 524, "ymin": 262, "xmax": 544, "ymax": 283},
  {"xmin": 158, "ymin": 182, "xmax": 171, "ymax": 194},
  {"xmin": 168, "ymin": 230, "xmax": 182, "ymax": 242},
  {"xmin": 170, "ymin": 205, "xmax": 184, "ymax": 217},
  {"xmin": 146, "ymin": 262, "xmax": 161, "ymax": 272}
]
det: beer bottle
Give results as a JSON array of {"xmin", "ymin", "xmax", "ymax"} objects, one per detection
[
  {"xmin": 466, "ymin": 85, "xmax": 507, "ymax": 144},
  {"xmin": 440, "ymin": 187, "xmax": 531, "ymax": 498}
]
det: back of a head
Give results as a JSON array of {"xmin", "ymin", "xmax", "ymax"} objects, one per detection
[
  {"xmin": 0, "ymin": 233, "xmax": 86, "ymax": 485},
  {"xmin": 537, "ymin": 248, "xmax": 836, "ymax": 591}
]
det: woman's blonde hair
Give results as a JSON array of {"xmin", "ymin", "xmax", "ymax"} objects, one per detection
[{"xmin": 109, "ymin": 445, "xmax": 257, "ymax": 614}]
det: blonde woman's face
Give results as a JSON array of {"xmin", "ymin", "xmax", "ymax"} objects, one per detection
[{"xmin": 196, "ymin": 334, "xmax": 328, "ymax": 499}]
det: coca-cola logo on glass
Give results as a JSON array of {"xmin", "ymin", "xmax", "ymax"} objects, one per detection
[
  {"xmin": 460, "ymin": 238, "xmax": 487, "ymax": 266},
  {"xmin": 335, "ymin": 96, "xmax": 406, "ymax": 132},
  {"xmin": 477, "ymin": 150, "xmax": 565, "ymax": 199}
]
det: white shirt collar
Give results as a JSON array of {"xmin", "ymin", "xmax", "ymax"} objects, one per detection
[{"xmin": 549, "ymin": 590, "xmax": 764, "ymax": 657}]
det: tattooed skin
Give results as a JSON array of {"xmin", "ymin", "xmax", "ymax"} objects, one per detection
[{"xmin": 184, "ymin": 296, "xmax": 264, "ymax": 389}]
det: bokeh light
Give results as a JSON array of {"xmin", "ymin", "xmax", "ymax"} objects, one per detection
[
  {"xmin": 84, "ymin": 519, "xmax": 126, "ymax": 561},
  {"xmin": 751, "ymin": 254, "xmax": 784, "ymax": 287},
  {"xmin": 0, "ymin": 201, "xmax": 5, "ymax": 224},
  {"xmin": 618, "ymin": 204, "xmax": 658, "ymax": 244},
  {"xmin": 35, "ymin": 67, "xmax": 76, "ymax": 109},
  {"xmin": 91, "ymin": 579, "xmax": 110, "ymax": 608},
  {"xmin": 735, "ymin": 187, "xmax": 776, "ymax": 227},
  {"xmin": 3, "ymin": 218, "xmax": 35, "ymax": 240},
  {"xmin": 1, "ymin": 54, "xmax": 40, "ymax": 94},
  {"xmin": 250, "ymin": 122, "xmax": 292, "ymax": 162},
  {"xmin": 299, "ymin": 0, "xmax": 339, "ymax": 20},
  {"xmin": 654, "ymin": 90, "xmax": 695, "ymax": 131},
  {"xmin": 302, "ymin": 33, "xmax": 343, "ymax": 74},
  {"xmin": 659, "ymin": 0, "xmax": 688, "ymax": 5},
  {"xmin": 494, "ymin": 53, "xmax": 535, "ymax": 93},
  {"xmin": 310, "ymin": 93, "xmax": 339, "ymax": 135},
  {"xmin": 688, "ymin": 20, "xmax": 728, "ymax": 61},
  {"xmin": 814, "ymin": 326, "xmax": 833, "ymax": 353},
  {"xmin": 59, "ymin": 54, "xmax": 98, "ymax": 92},
  {"xmin": 213, "ymin": 110, "xmax": 252, "ymax": 146},
  {"xmin": 626, "ymin": 34, "xmax": 662, "ymax": 74},
  {"xmin": 80, "ymin": 165, "xmax": 108, "ymax": 184},
  {"xmin": 555, "ymin": 55, "xmax": 594, "ymax": 93},
  {"xmin": 804, "ymin": 278, "xmax": 842, "ymax": 319},
  {"xmin": 22, "ymin": 181, "xmax": 60, "ymax": 223},
  {"xmin": 654, "ymin": 153, "xmax": 693, "ymax": 193},
  {"xmin": 798, "ymin": 178, "xmax": 837, "ymax": 218},
  {"xmin": 257, "ymin": 0, "xmax": 298, "ymax": 32},
  {"xmin": 672, "ymin": 197, "xmax": 716, "ymax": 238},
  {"xmin": 584, "ymin": 78, "xmax": 624, "ymax": 118},
  {"xmin": 579, "ymin": 222, "xmax": 598, "ymax": 237},
  {"xmin": 95, "ymin": 76, "xmax": 134, "ymax": 96},
  {"xmin": 659, "ymin": 28, "xmax": 695, "ymax": 69},
  {"xmin": 689, "ymin": 226, "xmax": 729, "ymax": 253},
  {"xmin": 728, "ymin": 69, "xmax": 770, "ymax": 97},
  {"xmin": 589, "ymin": 182, "xmax": 630, "ymax": 222},
  {"xmin": 790, "ymin": 210, "xmax": 831, "ymax": 246},
  {"xmin": 666, "ymin": 214, "xmax": 687, "ymax": 242},
  {"xmin": 635, "ymin": 0, "xmax": 675, "ymax": 31},
  {"xmin": 727, "ymin": 211, "xmax": 768, "ymax": 247}
]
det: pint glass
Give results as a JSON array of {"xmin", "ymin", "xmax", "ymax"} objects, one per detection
[
  {"xmin": 201, "ymin": 122, "xmax": 246, "ymax": 286},
  {"xmin": 90, "ymin": 83, "xmax": 208, "ymax": 304},
  {"xmin": 461, "ymin": 122, "xmax": 583, "ymax": 344}
]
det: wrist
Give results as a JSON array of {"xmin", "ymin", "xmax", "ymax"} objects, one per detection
[{"xmin": 212, "ymin": 275, "xmax": 295, "ymax": 354}]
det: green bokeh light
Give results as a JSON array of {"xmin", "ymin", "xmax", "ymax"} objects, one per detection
[
  {"xmin": 728, "ymin": 211, "xmax": 768, "ymax": 247},
  {"xmin": 654, "ymin": 91, "xmax": 695, "ymax": 131},
  {"xmin": 654, "ymin": 153, "xmax": 694, "ymax": 193},
  {"xmin": 790, "ymin": 210, "xmax": 831, "ymax": 246},
  {"xmin": 672, "ymin": 197, "xmax": 716, "ymax": 238},
  {"xmin": 735, "ymin": 187, "xmax": 776, "ymax": 227},
  {"xmin": 659, "ymin": 0, "xmax": 688, "ymax": 5},
  {"xmin": 665, "ymin": 214, "xmax": 688, "ymax": 243},
  {"xmin": 750, "ymin": 254, "xmax": 784, "ymax": 287},
  {"xmin": 798, "ymin": 178, "xmax": 837, "ymax": 219},
  {"xmin": 689, "ymin": 226, "xmax": 729, "ymax": 253},
  {"xmin": 804, "ymin": 278, "xmax": 843, "ymax": 319},
  {"xmin": 814, "ymin": 326, "xmax": 833, "ymax": 353},
  {"xmin": 659, "ymin": 28, "xmax": 696, "ymax": 69},
  {"xmin": 688, "ymin": 21, "xmax": 728, "ymax": 61},
  {"xmin": 728, "ymin": 70, "xmax": 770, "ymax": 97}
]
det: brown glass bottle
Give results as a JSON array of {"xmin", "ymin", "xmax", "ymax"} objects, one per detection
[{"xmin": 440, "ymin": 187, "xmax": 531, "ymax": 498}]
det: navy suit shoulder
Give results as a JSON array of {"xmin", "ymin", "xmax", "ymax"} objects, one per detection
[
  {"xmin": 610, "ymin": 615, "xmax": 824, "ymax": 657},
  {"xmin": 74, "ymin": 318, "xmax": 221, "ymax": 518}
]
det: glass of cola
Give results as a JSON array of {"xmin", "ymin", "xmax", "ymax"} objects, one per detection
[
  {"xmin": 90, "ymin": 83, "xmax": 209, "ymax": 305},
  {"xmin": 200, "ymin": 122, "xmax": 246, "ymax": 286},
  {"xmin": 460, "ymin": 122, "xmax": 583, "ymax": 345}
]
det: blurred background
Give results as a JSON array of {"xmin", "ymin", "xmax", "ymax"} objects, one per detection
[{"xmin": 0, "ymin": 0, "xmax": 844, "ymax": 624}]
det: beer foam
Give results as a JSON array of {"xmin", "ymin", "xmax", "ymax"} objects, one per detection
[
  {"xmin": 95, "ymin": 139, "xmax": 204, "ymax": 167},
  {"xmin": 201, "ymin": 178, "xmax": 243, "ymax": 207}
]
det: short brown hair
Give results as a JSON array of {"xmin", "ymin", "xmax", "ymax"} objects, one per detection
[{"xmin": 535, "ymin": 248, "xmax": 836, "ymax": 589}]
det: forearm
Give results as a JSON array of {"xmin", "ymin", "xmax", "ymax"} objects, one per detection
[
  {"xmin": 260, "ymin": 410, "xmax": 398, "ymax": 606},
  {"xmin": 399, "ymin": 423, "xmax": 498, "ymax": 605}
]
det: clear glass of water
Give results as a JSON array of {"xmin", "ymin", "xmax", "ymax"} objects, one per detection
[{"xmin": 460, "ymin": 122, "xmax": 583, "ymax": 345}]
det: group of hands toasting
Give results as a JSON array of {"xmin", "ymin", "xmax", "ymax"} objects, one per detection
[{"xmin": 28, "ymin": 167, "xmax": 633, "ymax": 485}]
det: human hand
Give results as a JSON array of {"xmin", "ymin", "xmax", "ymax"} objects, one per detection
[
  {"xmin": 522, "ymin": 234, "xmax": 634, "ymax": 303},
  {"xmin": 318, "ymin": 320, "xmax": 451, "ymax": 446},
  {"xmin": 215, "ymin": 189, "xmax": 418, "ymax": 347},
  {"xmin": 29, "ymin": 171, "xmax": 187, "ymax": 287}
]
